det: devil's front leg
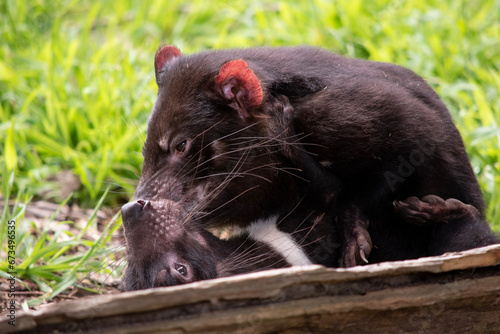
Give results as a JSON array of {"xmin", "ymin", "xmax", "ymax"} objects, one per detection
[
  {"xmin": 394, "ymin": 194, "xmax": 497, "ymax": 253},
  {"xmin": 263, "ymin": 94, "xmax": 304, "ymax": 163},
  {"xmin": 394, "ymin": 195, "xmax": 481, "ymax": 225},
  {"xmin": 265, "ymin": 95, "xmax": 373, "ymax": 267},
  {"xmin": 265, "ymin": 95, "xmax": 340, "ymax": 196},
  {"xmin": 336, "ymin": 204, "xmax": 372, "ymax": 267}
]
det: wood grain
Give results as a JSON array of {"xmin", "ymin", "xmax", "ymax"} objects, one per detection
[{"xmin": 2, "ymin": 244, "xmax": 499, "ymax": 334}]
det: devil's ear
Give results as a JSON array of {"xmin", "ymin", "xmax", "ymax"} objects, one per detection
[
  {"xmin": 214, "ymin": 60, "xmax": 263, "ymax": 119},
  {"xmin": 155, "ymin": 45, "xmax": 181, "ymax": 84}
]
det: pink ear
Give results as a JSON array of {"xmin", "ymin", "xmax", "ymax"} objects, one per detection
[
  {"xmin": 214, "ymin": 60, "xmax": 263, "ymax": 119},
  {"xmin": 155, "ymin": 45, "xmax": 181, "ymax": 79}
]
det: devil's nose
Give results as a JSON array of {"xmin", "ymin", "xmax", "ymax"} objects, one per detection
[{"xmin": 121, "ymin": 200, "xmax": 150, "ymax": 226}]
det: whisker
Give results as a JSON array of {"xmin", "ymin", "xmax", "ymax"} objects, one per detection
[{"xmin": 121, "ymin": 113, "xmax": 146, "ymax": 147}]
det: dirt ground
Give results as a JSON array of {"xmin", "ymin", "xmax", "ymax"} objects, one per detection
[{"xmin": 0, "ymin": 199, "xmax": 123, "ymax": 314}]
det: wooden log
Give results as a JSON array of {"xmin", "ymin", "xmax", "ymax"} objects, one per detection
[{"xmin": 2, "ymin": 244, "xmax": 499, "ymax": 334}]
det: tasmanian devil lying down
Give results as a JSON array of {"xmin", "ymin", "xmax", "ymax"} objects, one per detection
[{"xmin": 121, "ymin": 45, "xmax": 498, "ymax": 290}]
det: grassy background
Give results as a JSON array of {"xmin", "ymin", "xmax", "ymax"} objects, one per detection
[{"xmin": 1, "ymin": 0, "xmax": 499, "ymax": 306}]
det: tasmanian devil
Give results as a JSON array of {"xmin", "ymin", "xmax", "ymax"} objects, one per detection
[
  {"xmin": 121, "ymin": 197, "xmax": 337, "ymax": 289},
  {"xmin": 121, "ymin": 187, "xmax": 492, "ymax": 288},
  {"xmin": 270, "ymin": 94, "xmax": 497, "ymax": 263},
  {"xmin": 121, "ymin": 45, "xmax": 498, "ymax": 290}
]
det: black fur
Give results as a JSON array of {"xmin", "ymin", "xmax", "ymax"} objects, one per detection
[
  {"xmin": 121, "ymin": 46, "xmax": 498, "ymax": 290},
  {"xmin": 121, "ymin": 193, "xmax": 494, "ymax": 289},
  {"xmin": 267, "ymin": 94, "xmax": 497, "ymax": 263},
  {"xmin": 121, "ymin": 199, "xmax": 311, "ymax": 290}
]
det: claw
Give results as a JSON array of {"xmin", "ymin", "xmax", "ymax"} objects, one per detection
[
  {"xmin": 360, "ymin": 249, "xmax": 369, "ymax": 264},
  {"xmin": 394, "ymin": 200, "xmax": 407, "ymax": 208}
]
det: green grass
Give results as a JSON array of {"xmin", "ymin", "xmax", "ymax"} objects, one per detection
[
  {"xmin": 0, "ymin": 0, "xmax": 499, "ymax": 304},
  {"xmin": 0, "ymin": 184, "xmax": 124, "ymax": 308}
]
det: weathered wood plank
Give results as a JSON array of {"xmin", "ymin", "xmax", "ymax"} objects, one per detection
[{"xmin": 2, "ymin": 244, "xmax": 499, "ymax": 334}]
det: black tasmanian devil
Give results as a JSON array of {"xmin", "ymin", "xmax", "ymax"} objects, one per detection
[
  {"xmin": 121, "ymin": 45, "xmax": 498, "ymax": 290},
  {"xmin": 121, "ymin": 182, "xmax": 491, "ymax": 288}
]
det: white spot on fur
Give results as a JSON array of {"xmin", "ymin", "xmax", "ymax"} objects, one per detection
[
  {"xmin": 159, "ymin": 138, "xmax": 169, "ymax": 152},
  {"xmin": 243, "ymin": 216, "xmax": 312, "ymax": 266},
  {"xmin": 319, "ymin": 160, "xmax": 332, "ymax": 167}
]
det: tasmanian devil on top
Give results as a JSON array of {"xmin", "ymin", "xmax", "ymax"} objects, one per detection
[{"xmin": 121, "ymin": 45, "xmax": 497, "ymax": 290}]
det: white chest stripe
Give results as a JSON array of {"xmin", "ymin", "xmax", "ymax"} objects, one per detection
[{"xmin": 245, "ymin": 216, "xmax": 312, "ymax": 266}]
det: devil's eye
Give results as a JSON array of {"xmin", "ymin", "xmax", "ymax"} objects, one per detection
[
  {"xmin": 174, "ymin": 263, "xmax": 188, "ymax": 276},
  {"xmin": 175, "ymin": 140, "xmax": 187, "ymax": 154}
]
